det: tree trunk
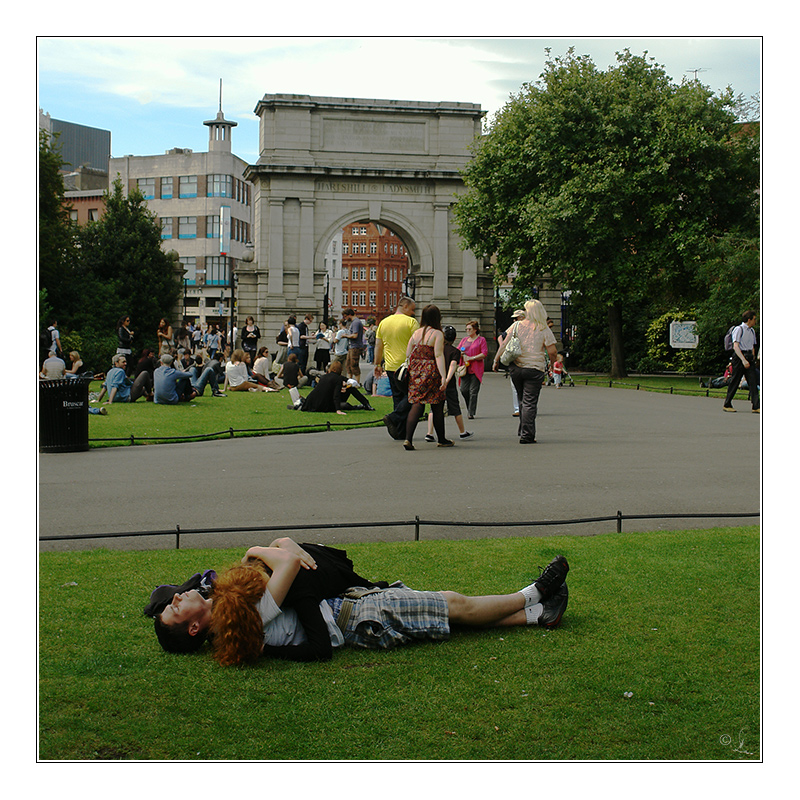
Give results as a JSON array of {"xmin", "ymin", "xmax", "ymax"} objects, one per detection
[{"xmin": 608, "ymin": 302, "xmax": 627, "ymax": 378}]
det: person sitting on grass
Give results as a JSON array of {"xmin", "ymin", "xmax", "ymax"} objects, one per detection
[
  {"xmin": 275, "ymin": 353, "xmax": 308, "ymax": 392},
  {"xmin": 39, "ymin": 350, "xmax": 66, "ymax": 380},
  {"xmin": 224, "ymin": 349, "xmax": 268, "ymax": 392},
  {"xmin": 153, "ymin": 353, "xmax": 199, "ymax": 404},
  {"xmin": 146, "ymin": 539, "xmax": 569, "ymax": 665},
  {"xmin": 294, "ymin": 360, "xmax": 374, "ymax": 414},
  {"xmin": 96, "ymin": 354, "xmax": 153, "ymax": 404}
]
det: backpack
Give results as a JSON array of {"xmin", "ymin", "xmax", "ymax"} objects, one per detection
[
  {"xmin": 40, "ymin": 327, "xmax": 52, "ymax": 352},
  {"xmin": 723, "ymin": 324, "xmax": 740, "ymax": 354}
]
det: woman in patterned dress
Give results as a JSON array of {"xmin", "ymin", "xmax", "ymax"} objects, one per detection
[{"xmin": 403, "ymin": 304, "xmax": 452, "ymax": 450}]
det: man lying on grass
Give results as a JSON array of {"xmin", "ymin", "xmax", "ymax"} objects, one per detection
[{"xmin": 145, "ymin": 538, "xmax": 569, "ymax": 666}]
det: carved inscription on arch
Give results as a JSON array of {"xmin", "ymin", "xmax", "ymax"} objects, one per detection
[{"xmin": 314, "ymin": 180, "xmax": 433, "ymax": 195}]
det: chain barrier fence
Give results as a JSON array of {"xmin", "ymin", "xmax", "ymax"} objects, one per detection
[
  {"xmin": 88, "ymin": 417, "xmax": 383, "ymax": 446},
  {"xmin": 39, "ymin": 511, "xmax": 760, "ymax": 550}
]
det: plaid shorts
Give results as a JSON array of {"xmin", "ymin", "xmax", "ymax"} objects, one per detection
[{"xmin": 329, "ymin": 588, "xmax": 450, "ymax": 650}]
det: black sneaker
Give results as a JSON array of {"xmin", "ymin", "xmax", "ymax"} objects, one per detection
[
  {"xmin": 534, "ymin": 555, "xmax": 569, "ymax": 600},
  {"xmin": 538, "ymin": 583, "xmax": 568, "ymax": 629}
]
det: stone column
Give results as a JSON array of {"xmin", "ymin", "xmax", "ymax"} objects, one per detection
[
  {"xmin": 267, "ymin": 197, "xmax": 284, "ymax": 298},
  {"xmin": 432, "ymin": 202, "xmax": 450, "ymax": 303},
  {"xmin": 297, "ymin": 199, "xmax": 316, "ymax": 305}
]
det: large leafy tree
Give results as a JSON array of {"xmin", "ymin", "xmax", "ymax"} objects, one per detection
[
  {"xmin": 40, "ymin": 174, "xmax": 182, "ymax": 368},
  {"xmin": 39, "ymin": 129, "xmax": 76, "ymax": 308},
  {"xmin": 74, "ymin": 177, "xmax": 181, "ymax": 342},
  {"xmin": 455, "ymin": 49, "xmax": 759, "ymax": 377}
]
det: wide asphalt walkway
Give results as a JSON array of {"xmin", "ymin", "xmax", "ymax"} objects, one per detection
[{"xmin": 38, "ymin": 371, "xmax": 760, "ymax": 551}]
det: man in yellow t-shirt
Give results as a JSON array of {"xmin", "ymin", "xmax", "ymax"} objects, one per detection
[{"xmin": 373, "ymin": 297, "xmax": 418, "ymax": 439}]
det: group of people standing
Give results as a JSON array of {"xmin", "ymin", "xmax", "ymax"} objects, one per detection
[{"xmin": 374, "ymin": 296, "xmax": 557, "ymax": 448}]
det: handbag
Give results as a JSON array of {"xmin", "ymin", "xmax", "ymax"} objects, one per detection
[
  {"xmin": 500, "ymin": 322, "xmax": 522, "ymax": 366},
  {"xmin": 456, "ymin": 362, "xmax": 468, "ymax": 378},
  {"xmin": 395, "ymin": 360, "xmax": 409, "ymax": 383}
]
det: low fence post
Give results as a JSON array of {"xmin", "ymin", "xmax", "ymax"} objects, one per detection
[
  {"xmin": 414, "ymin": 515, "xmax": 420, "ymax": 541},
  {"xmin": 616, "ymin": 511, "xmax": 623, "ymax": 533}
]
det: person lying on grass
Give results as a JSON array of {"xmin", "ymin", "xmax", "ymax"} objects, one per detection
[{"xmin": 145, "ymin": 539, "xmax": 569, "ymax": 666}]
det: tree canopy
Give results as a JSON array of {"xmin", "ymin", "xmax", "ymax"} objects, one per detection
[
  {"xmin": 38, "ymin": 129, "xmax": 182, "ymax": 369},
  {"xmin": 455, "ymin": 49, "xmax": 760, "ymax": 377}
]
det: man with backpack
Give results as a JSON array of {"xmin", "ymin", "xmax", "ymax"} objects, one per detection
[{"xmin": 723, "ymin": 310, "xmax": 760, "ymax": 414}]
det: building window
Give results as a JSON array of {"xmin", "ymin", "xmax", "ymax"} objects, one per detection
[
  {"xmin": 370, "ymin": 242, "xmax": 377, "ymax": 254},
  {"xmin": 207, "ymin": 215, "xmax": 220, "ymax": 239},
  {"xmin": 138, "ymin": 178, "xmax": 155, "ymax": 199},
  {"xmin": 352, "ymin": 227, "xmax": 359, "ymax": 235},
  {"xmin": 179, "ymin": 175, "xmax": 197, "ymax": 198},
  {"xmin": 160, "ymin": 217, "xmax": 173, "ymax": 239},
  {"xmin": 161, "ymin": 177, "xmax": 173, "ymax": 199},
  {"xmin": 331, "ymin": 241, "xmax": 337, "ymax": 254},
  {"xmin": 178, "ymin": 216, "xmax": 197, "ymax": 239},
  {"xmin": 182, "ymin": 256, "xmax": 197, "ymax": 285},
  {"xmin": 88, "ymin": 209, "xmax": 100, "ymax": 221},
  {"xmin": 370, "ymin": 267, "xmax": 377, "ymax": 280},
  {"xmin": 342, "ymin": 291, "xmax": 349, "ymax": 307},
  {"xmin": 360, "ymin": 268, "xmax": 367, "ymax": 280},
  {"xmin": 342, "ymin": 266, "xmax": 349, "ymax": 280},
  {"xmin": 208, "ymin": 174, "xmax": 233, "ymax": 198},
  {"xmin": 69, "ymin": 210, "xmax": 78, "ymax": 223},
  {"xmin": 359, "ymin": 291, "xmax": 366, "ymax": 306},
  {"xmin": 369, "ymin": 291, "xmax": 376, "ymax": 306},
  {"xmin": 343, "ymin": 243, "xmax": 349, "ymax": 254},
  {"xmin": 207, "ymin": 256, "xmax": 229, "ymax": 285},
  {"xmin": 360, "ymin": 226, "xmax": 367, "ymax": 235}
]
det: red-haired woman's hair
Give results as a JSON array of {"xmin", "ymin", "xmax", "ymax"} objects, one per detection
[{"xmin": 210, "ymin": 564, "xmax": 267, "ymax": 666}]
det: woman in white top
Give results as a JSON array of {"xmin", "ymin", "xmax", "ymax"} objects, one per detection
[
  {"xmin": 224, "ymin": 349, "xmax": 268, "ymax": 392},
  {"xmin": 314, "ymin": 322, "xmax": 333, "ymax": 371},
  {"xmin": 493, "ymin": 299, "xmax": 558, "ymax": 444}
]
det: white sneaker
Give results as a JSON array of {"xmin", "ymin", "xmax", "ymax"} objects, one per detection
[{"xmin": 459, "ymin": 431, "xmax": 474, "ymax": 440}]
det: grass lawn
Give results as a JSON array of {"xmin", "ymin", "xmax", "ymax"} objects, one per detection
[
  {"xmin": 576, "ymin": 373, "xmax": 753, "ymax": 399},
  {"xmin": 87, "ymin": 380, "xmax": 393, "ymax": 447},
  {"xmin": 39, "ymin": 527, "xmax": 760, "ymax": 761}
]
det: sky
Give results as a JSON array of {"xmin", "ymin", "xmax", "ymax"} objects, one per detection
[{"xmin": 37, "ymin": 36, "xmax": 762, "ymax": 164}]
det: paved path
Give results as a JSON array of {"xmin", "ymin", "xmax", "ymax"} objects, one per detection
[{"xmin": 38, "ymin": 373, "xmax": 760, "ymax": 551}]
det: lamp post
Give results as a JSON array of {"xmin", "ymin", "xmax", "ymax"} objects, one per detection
[{"xmin": 402, "ymin": 272, "xmax": 416, "ymax": 300}]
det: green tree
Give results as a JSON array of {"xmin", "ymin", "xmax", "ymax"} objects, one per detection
[
  {"xmin": 694, "ymin": 232, "xmax": 760, "ymax": 373},
  {"xmin": 455, "ymin": 49, "xmax": 759, "ymax": 377},
  {"xmin": 72, "ymin": 177, "xmax": 182, "ymax": 359},
  {"xmin": 39, "ymin": 129, "xmax": 76, "ymax": 307}
]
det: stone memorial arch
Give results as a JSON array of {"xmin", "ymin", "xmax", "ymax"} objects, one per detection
[{"xmin": 238, "ymin": 94, "xmax": 496, "ymax": 338}]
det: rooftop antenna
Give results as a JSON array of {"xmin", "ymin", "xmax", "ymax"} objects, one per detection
[
  {"xmin": 685, "ymin": 68, "xmax": 709, "ymax": 81},
  {"xmin": 219, "ymin": 78, "xmax": 223, "ymax": 112}
]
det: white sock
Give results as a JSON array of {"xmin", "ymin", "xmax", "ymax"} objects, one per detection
[
  {"xmin": 524, "ymin": 604, "xmax": 543, "ymax": 625},
  {"xmin": 520, "ymin": 583, "xmax": 543, "ymax": 607}
]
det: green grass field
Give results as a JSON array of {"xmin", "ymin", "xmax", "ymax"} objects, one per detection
[
  {"xmin": 39, "ymin": 527, "xmax": 760, "ymax": 761},
  {"xmin": 87, "ymin": 380, "xmax": 393, "ymax": 447},
  {"xmin": 577, "ymin": 373, "xmax": 753, "ymax": 398}
]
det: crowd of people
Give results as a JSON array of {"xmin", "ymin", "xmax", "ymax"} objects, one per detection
[
  {"xmin": 41, "ymin": 299, "xmax": 565, "ymax": 438},
  {"xmin": 41, "ymin": 302, "xmax": 759, "ymax": 429}
]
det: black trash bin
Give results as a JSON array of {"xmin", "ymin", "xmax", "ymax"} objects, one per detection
[{"xmin": 39, "ymin": 378, "xmax": 92, "ymax": 453}]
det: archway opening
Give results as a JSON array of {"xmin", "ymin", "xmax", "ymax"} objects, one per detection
[{"xmin": 321, "ymin": 220, "xmax": 412, "ymax": 326}]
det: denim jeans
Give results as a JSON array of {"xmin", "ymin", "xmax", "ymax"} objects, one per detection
[{"xmin": 190, "ymin": 365, "xmax": 220, "ymax": 395}]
